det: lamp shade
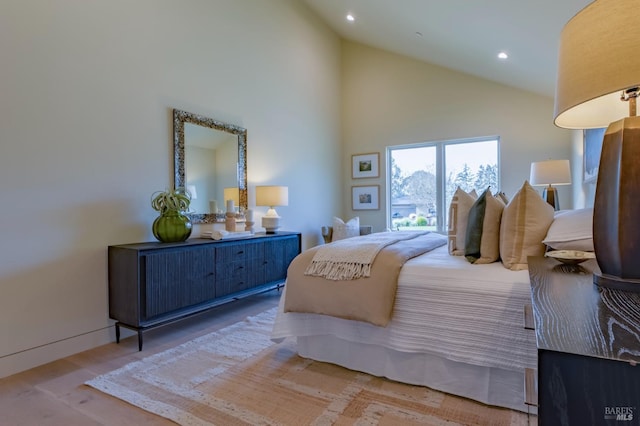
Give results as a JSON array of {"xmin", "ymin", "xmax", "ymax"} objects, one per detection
[
  {"xmin": 554, "ymin": 0, "xmax": 640, "ymax": 129},
  {"xmin": 529, "ymin": 160, "xmax": 571, "ymax": 186},
  {"xmin": 223, "ymin": 187, "xmax": 239, "ymax": 205},
  {"xmin": 256, "ymin": 186, "xmax": 288, "ymax": 207}
]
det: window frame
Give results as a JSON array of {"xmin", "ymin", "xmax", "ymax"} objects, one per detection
[{"xmin": 385, "ymin": 136, "xmax": 500, "ymax": 233}]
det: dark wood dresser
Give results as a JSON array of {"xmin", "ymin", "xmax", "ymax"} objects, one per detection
[
  {"xmin": 108, "ymin": 232, "xmax": 301, "ymax": 350},
  {"xmin": 528, "ymin": 256, "xmax": 640, "ymax": 425}
]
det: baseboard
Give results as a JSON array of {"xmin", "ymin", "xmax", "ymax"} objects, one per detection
[{"xmin": 0, "ymin": 326, "xmax": 116, "ymax": 379}]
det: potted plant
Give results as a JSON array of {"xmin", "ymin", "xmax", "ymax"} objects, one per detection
[{"xmin": 151, "ymin": 187, "xmax": 193, "ymax": 242}]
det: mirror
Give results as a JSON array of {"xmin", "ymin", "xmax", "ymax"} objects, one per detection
[{"xmin": 173, "ymin": 109, "xmax": 247, "ymax": 224}]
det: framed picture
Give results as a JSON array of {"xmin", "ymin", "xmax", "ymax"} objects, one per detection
[
  {"xmin": 352, "ymin": 185, "xmax": 380, "ymax": 210},
  {"xmin": 352, "ymin": 152, "xmax": 380, "ymax": 179},
  {"xmin": 583, "ymin": 128, "xmax": 606, "ymax": 183}
]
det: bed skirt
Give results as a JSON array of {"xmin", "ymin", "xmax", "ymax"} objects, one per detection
[{"xmin": 296, "ymin": 334, "xmax": 536, "ymax": 415}]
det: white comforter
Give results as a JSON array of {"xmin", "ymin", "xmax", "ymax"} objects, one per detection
[{"xmin": 271, "ymin": 245, "xmax": 537, "ymax": 373}]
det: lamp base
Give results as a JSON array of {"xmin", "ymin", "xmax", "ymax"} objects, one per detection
[
  {"xmin": 593, "ymin": 116, "xmax": 640, "ymax": 286},
  {"xmin": 542, "ymin": 186, "xmax": 559, "ymax": 210},
  {"xmin": 262, "ymin": 216, "xmax": 281, "ymax": 234},
  {"xmin": 594, "ymin": 272, "xmax": 640, "ymax": 293}
]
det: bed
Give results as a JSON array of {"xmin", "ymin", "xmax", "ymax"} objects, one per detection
[
  {"xmin": 271, "ymin": 236, "xmax": 537, "ymax": 413},
  {"xmin": 270, "ymin": 184, "xmax": 594, "ymax": 415}
]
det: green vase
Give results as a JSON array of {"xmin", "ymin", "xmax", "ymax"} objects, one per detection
[{"xmin": 152, "ymin": 209, "xmax": 192, "ymax": 242}]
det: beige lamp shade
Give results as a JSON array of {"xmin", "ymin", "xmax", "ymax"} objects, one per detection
[
  {"xmin": 256, "ymin": 186, "xmax": 288, "ymax": 209},
  {"xmin": 554, "ymin": 0, "xmax": 640, "ymax": 129},
  {"xmin": 223, "ymin": 187, "xmax": 239, "ymax": 205},
  {"xmin": 529, "ymin": 160, "xmax": 571, "ymax": 186}
]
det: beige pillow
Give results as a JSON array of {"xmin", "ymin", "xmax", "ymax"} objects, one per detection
[
  {"xmin": 448, "ymin": 187, "xmax": 477, "ymax": 255},
  {"xmin": 331, "ymin": 216, "xmax": 360, "ymax": 241},
  {"xmin": 476, "ymin": 191, "xmax": 506, "ymax": 264},
  {"xmin": 495, "ymin": 191, "xmax": 509, "ymax": 205},
  {"xmin": 500, "ymin": 181, "xmax": 555, "ymax": 270}
]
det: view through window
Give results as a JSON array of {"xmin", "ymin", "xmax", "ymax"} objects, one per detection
[{"xmin": 387, "ymin": 138, "xmax": 499, "ymax": 232}]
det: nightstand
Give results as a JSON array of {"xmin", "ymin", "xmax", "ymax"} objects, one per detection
[{"xmin": 528, "ymin": 256, "xmax": 640, "ymax": 425}]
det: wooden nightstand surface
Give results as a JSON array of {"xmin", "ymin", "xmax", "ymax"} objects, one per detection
[{"xmin": 528, "ymin": 256, "xmax": 640, "ymax": 362}]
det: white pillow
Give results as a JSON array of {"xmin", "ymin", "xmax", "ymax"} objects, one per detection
[
  {"xmin": 543, "ymin": 208, "xmax": 594, "ymax": 251},
  {"xmin": 332, "ymin": 216, "xmax": 360, "ymax": 241}
]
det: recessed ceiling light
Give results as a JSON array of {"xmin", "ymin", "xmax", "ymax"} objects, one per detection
[
  {"xmin": 346, "ymin": 14, "xmax": 355, "ymax": 22},
  {"xmin": 498, "ymin": 52, "xmax": 508, "ymax": 60}
]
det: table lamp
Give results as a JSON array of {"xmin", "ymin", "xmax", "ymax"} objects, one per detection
[
  {"xmin": 554, "ymin": 0, "xmax": 640, "ymax": 291},
  {"xmin": 256, "ymin": 185, "xmax": 288, "ymax": 234},
  {"xmin": 529, "ymin": 160, "xmax": 571, "ymax": 211}
]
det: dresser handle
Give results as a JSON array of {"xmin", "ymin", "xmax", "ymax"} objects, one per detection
[{"xmin": 524, "ymin": 368, "xmax": 538, "ymax": 407}]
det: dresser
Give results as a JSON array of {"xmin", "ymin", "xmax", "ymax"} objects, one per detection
[
  {"xmin": 528, "ymin": 256, "xmax": 640, "ymax": 425},
  {"xmin": 108, "ymin": 232, "xmax": 301, "ymax": 350}
]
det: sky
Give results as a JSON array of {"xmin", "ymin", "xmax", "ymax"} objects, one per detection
[{"xmin": 391, "ymin": 140, "xmax": 498, "ymax": 176}]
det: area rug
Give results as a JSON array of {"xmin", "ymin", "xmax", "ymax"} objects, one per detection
[{"xmin": 86, "ymin": 308, "xmax": 530, "ymax": 425}]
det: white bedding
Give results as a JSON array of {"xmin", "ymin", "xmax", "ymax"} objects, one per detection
[{"xmin": 271, "ymin": 244, "xmax": 538, "ymax": 412}]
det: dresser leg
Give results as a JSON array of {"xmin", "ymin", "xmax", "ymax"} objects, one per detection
[
  {"xmin": 138, "ymin": 331, "xmax": 143, "ymax": 351},
  {"xmin": 115, "ymin": 323, "xmax": 121, "ymax": 343}
]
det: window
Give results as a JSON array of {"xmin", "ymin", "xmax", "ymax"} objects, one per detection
[{"xmin": 387, "ymin": 137, "xmax": 499, "ymax": 232}]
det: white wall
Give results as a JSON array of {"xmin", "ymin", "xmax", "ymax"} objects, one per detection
[
  {"xmin": 0, "ymin": 0, "xmax": 341, "ymax": 378},
  {"xmin": 340, "ymin": 42, "xmax": 575, "ymax": 231}
]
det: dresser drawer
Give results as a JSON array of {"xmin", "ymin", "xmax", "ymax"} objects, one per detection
[
  {"xmin": 216, "ymin": 240, "xmax": 261, "ymax": 261},
  {"xmin": 216, "ymin": 259, "xmax": 249, "ymax": 296}
]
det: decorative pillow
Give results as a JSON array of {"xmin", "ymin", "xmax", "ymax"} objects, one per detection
[
  {"xmin": 495, "ymin": 191, "xmax": 509, "ymax": 205},
  {"xmin": 500, "ymin": 181, "xmax": 555, "ymax": 271},
  {"xmin": 448, "ymin": 187, "xmax": 478, "ymax": 255},
  {"xmin": 543, "ymin": 208, "xmax": 594, "ymax": 251},
  {"xmin": 465, "ymin": 188, "xmax": 505, "ymax": 264},
  {"xmin": 331, "ymin": 216, "xmax": 360, "ymax": 241},
  {"xmin": 465, "ymin": 189, "xmax": 488, "ymax": 262}
]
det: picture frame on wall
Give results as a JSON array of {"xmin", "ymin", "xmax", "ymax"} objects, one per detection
[
  {"xmin": 352, "ymin": 152, "xmax": 380, "ymax": 179},
  {"xmin": 352, "ymin": 185, "xmax": 380, "ymax": 210},
  {"xmin": 583, "ymin": 128, "xmax": 606, "ymax": 183}
]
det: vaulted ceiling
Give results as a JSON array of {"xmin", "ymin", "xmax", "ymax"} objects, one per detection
[{"xmin": 302, "ymin": 0, "xmax": 592, "ymax": 97}]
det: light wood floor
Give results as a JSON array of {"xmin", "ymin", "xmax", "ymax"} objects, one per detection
[{"xmin": 0, "ymin": 290, "xmax": 281, "ymax": 426}]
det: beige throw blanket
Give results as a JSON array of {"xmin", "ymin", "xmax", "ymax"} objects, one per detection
[
  {"xmin": 304, "ymin": 231, "xmax": 425, "ymax": 280},
  {"xmin": 285, "ymin": 231, "xmax": 447, "ymax": 326}
]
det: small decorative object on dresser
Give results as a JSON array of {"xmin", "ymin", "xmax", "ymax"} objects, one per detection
[
  {"xmin": 150, "ymin": 187, "xmax": 193, "ymax": 243},
  {"xmin": 225, "ymin": 198, "xmax": 236, "ymax": 232},
  {"xmin": 245, "ymin": 208, "xmax": 255, "ymax": 233}
]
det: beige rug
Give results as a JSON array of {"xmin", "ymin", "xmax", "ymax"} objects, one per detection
[{"xmin": 86, "ymin": 308, "xmax": 531, "ymax": 425}]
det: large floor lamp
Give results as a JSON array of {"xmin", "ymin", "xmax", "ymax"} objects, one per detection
[{"xmin": 554, "ymin": 0, "xmax": 640, "ymax": 291}]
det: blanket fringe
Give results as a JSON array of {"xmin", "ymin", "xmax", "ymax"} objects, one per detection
[{"xmin": 305, "ymin": 260, "xmax": 372, "ymax": 281}]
